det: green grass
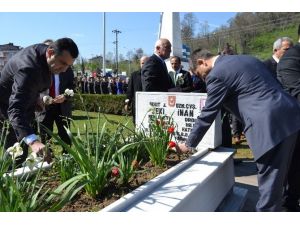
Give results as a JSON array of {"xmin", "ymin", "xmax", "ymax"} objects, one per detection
[
  {"xmin": 247, "ymin": 24, "xmax": 299, "ymax": 60},
  {"xmin": 232, "ymin": 139, "xmax": 253, "ymax": 160},
  {"xmin": 53, "ymin": 110, "xmax": 134, "ymax": 134},
  {"xmin": 53, "ymin": 110, "xmax": 253, "ymax": 159}
]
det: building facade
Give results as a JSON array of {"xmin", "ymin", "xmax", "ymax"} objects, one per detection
[{"xmin": 0, "ymin": 43, "xmax": 22, "ymax": 71}]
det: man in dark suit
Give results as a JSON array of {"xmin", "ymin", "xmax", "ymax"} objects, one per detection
[
  {"xmin": 177, "ymin": 48, "xmax": 300, "ymax": 212},
  {"xmin": 168, "ymin": 56, "xmax": 194, "ymax": 92},
  {"xmin": 141, "ymin": 38, "xmax": 174, "ymax": 92},
  {"xmin": 263, "ymin": 37, "xmax": 293, "ymax": 77},
  {"xmin": 125, "ymin": 56, "xmax": 149, "ymax": 124},
  {"xmin": 36, "ymin": 67, "xmax": 74, "ymax": 153},
  {"xmin": 277, "ymin": 25, "xmax": 300, "ymax": 211},
  {"xmin": 0, "ymin": 38, "xmax": 79, "ymax": 165}
]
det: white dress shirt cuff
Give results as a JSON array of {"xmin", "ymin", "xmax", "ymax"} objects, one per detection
[{"xmin": 24, "ymin": 134, "xmax": 38, "ymax": 145}]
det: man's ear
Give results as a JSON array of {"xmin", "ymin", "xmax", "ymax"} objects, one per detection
[
  {"xmin": 46, "ymin": 48, "xmax": 55, "ymax": 58},
  {"xmin": 197, "ymin": 58, "xmax": 204, "ymax": 66}
]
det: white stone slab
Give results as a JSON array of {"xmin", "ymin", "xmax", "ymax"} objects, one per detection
[
  {"xmin": 102, "ymin": 147, "xmax": 235, "ymax": 212},
  {"xmin": 5, "ymin": 162, "xmax": 52, "ymax": 178},
  {"xmin": 135, "ymin": 92, "xmax": 222, "ymax": 149}
]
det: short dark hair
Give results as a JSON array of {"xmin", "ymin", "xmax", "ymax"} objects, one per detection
[
  {"xmin": 298, "ymin": 24, "xmax": 300, "ymax": 36},
  {"xmin": 190, "ymin": 48, "xmax": 214, "ymax": 71},
  {"xmin": 170, "ymin": 55, "xmax": 181, "ymax": 63},
  {"xmin": 49, "ymin": 37, "xmax": 79, "ymax": 59}
]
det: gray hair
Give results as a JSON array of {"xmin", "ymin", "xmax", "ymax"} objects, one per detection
[{"xmin": 273, "ymin": 37, "xmax": 293, "ymax": 51}]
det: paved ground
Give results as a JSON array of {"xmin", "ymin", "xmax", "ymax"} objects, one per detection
[{"xmin": 233, "ymin": 159, "xmax": 259, "ymax": 211}]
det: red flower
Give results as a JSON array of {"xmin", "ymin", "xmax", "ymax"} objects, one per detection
[
  {"xmin": 111, "ymin": 167, "xmax": 119, "ymax": 177},
  {"xmin": 167, "ymin": 126, "xmax": 175, "ymax": 134},
  {"xmin": 168, "ymin": 141, "xmax": 176, "ymax": 148},
  {"xmin": 156, "ymin": 120, "xmax": 160, "ymax": 125}
]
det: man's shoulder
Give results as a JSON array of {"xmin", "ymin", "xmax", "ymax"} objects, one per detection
[{"xmin": 131, "ymin": 70, "xmax": 141, "ymax": 76}]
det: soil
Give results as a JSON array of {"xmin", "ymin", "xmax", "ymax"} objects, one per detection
[{"xmin": 48, "ymin": 152, "xmax": 193, "ymax": 212}]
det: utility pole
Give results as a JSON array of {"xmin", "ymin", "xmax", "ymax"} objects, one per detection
[
  {"xmin": 102, "ymin": 12, "xmax": 106, "ymax": 77},
  {"xmin": 112, "ymin": 29, "xmax": 121, "ymax": 75}
]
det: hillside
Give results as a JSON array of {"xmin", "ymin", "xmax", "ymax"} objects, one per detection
[{"xmin": 246, "ymin": 24, "xmax": 299, "ymax": 60}]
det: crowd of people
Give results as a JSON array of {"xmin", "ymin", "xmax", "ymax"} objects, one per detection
[
  {"xmin": 0, "ymin": 24, "xmax": 300, "ymax": 212},
  {"xmin": 74, "ymin": 75, "xmax": 128, "ymax": 95}
]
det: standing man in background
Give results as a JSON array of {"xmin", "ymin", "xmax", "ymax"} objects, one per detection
[
  {"xmin": 141, "ymin": 38, "xmax": 174, "ymax": 92},
  {"xmin": 0, "ymin": 37, "xmax": 79, "ymax": 165},
  {"xmin": 168, "ymin": 55, "xmax": 194, "ymax": 92},
  {"xmin": 125, "ymin": 56, "xmax": 149, "ymax": 125},
  {"xmin": 276, "ymin": 25, "xmax": 300, "ymax": 212},
  {"xmin": 263, "ymin": 37, "xmax": 293, "ymax": 77}
]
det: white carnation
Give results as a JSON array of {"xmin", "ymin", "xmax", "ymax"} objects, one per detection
[
  {"xmin": 42, "ymin": 95, "xmax": 53, "ymax": 105},
  {"xmin": 64, "ymin": 89, "xmax": 74, "ymax": 97}
]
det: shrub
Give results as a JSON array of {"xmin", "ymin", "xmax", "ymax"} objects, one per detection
[{"xmin": 73, "ymin": 94, "xmax": 127, "ymax": 115}]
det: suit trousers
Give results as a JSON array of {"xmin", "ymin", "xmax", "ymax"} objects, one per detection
[
  {"xmin": 39, "ymin": 104, "xmax": 71, "ymax": 152},
  {"xmin": 256, "ymin": 131, "xmax": 298, "ymax": 211},
  {"xmin": 283, "ymin": 131, "xmax": 300, "ymax": 207}
]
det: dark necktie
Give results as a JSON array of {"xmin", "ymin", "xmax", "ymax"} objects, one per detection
[{"xmin": 49, "ymin": 75, "xmax": 55, "ymax": 98}]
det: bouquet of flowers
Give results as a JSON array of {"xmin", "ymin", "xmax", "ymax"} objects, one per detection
[{"xmin": 176, "ymin": 73, "xmax": 184, "ymax": 86}]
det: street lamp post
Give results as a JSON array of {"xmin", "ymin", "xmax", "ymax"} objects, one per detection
[{"xmin": 112, "ymin": 29, "xmax": 121, "ymax": 75}]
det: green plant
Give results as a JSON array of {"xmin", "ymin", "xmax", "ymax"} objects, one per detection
[
  {"xmin": 115, "ymin": 149, "xmax": 139, "ymax": 185},
  {"xmin": 0, "ymin": 121, "xmax": 12, "ymax": 177},
  {"xmin": 0, "ymin": 139, "xmax": 86, "ymax": 212},
  {"xmin": 49, "ymin": 109, "xmax": 139, "ymax": 198},
  {"xmin": 0, "ymin": 170, "xmax": 86, "ymax": 212},
  {"xmin": 138, "ymin": 112, "xmax": 176, "ymax": 167},
  {"xmin": 54, "ymin": 154, "xmax": 79, "ymax": 183}
]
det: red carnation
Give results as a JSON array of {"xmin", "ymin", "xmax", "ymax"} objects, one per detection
[
  {"xmin": 167, "ymin": 126, "xmax": 175, "ymax": 134},
  {"xmin": 168, "ymin": 141, "xmax": 176, "ymax": 148},
  {"xmin": 111, "ymin": 167, "xmax": 119, "ymax": 177}
]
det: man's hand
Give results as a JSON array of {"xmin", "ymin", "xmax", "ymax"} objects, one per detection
[
  {"xmin": 176, "ymin": 142, "xmax": 191, "ymax": 154},
  {"xmin": 52, "ymin": 94, "xmax": 66, "ymax": 104},
  {"xmin": 124, "ymin": 104, "xmax": 129, "ymax": 112},
  {"xmin": 35, "ymin": 97, "xmax": 45, "ymax": 112},
  {"xmin": 29, "ymin": 140, "xmax": 52, "ymax": 164}
]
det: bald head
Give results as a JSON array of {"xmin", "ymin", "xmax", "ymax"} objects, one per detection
[
  {"xmin": 140, "ymin": 56, "xmax": 149, "ymax": 69},
  {"xmin": 154, "ymin": 38, "xmax": 172, "ymax": 60}
]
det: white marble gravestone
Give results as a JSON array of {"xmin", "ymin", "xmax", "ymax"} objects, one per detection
[{"xmin": 135, "ymin": 92, "xmax": 222, "ymax": 149}]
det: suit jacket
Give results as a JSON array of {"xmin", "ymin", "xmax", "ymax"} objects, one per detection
[
  {"xmin": 187, "ymin": 55, "xmax": 300, "ymax": 160},
  {"xmin": 141, "ymin": 54, "xmax": 174, "ymax": 92},
  {"xmin": 277, "ymin": 43, "xmax": 300, "ymax": 102},
  {"xmin": 0, "ymin": 44, "xmax": 51, "ymax": 141},
  {"xmin": 263, "ymin": 57, "xmax": 277, "ymax": 78},
  {"xmin": 168, "ymin": 68, "xmax": 194, "ymax": 92},
  {"xmin": 126, "ymin": 69, "xmax": 142, "ymax": 108},
  {"xmin": 36, "ymin": 67, "xmax": 74, "ymax": 123}
]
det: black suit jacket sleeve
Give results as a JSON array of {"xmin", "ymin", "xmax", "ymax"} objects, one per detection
[
  {"xmin": 277, "ymin": 44, "xmax": 300, "ymax": 101},
  {"xmin": 8, "ymin": 68, "xmax": 40, "ymax": 140},
  {"xmin": 186, "ymin": 76, "xmax": 229, "ymax": 147}
]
